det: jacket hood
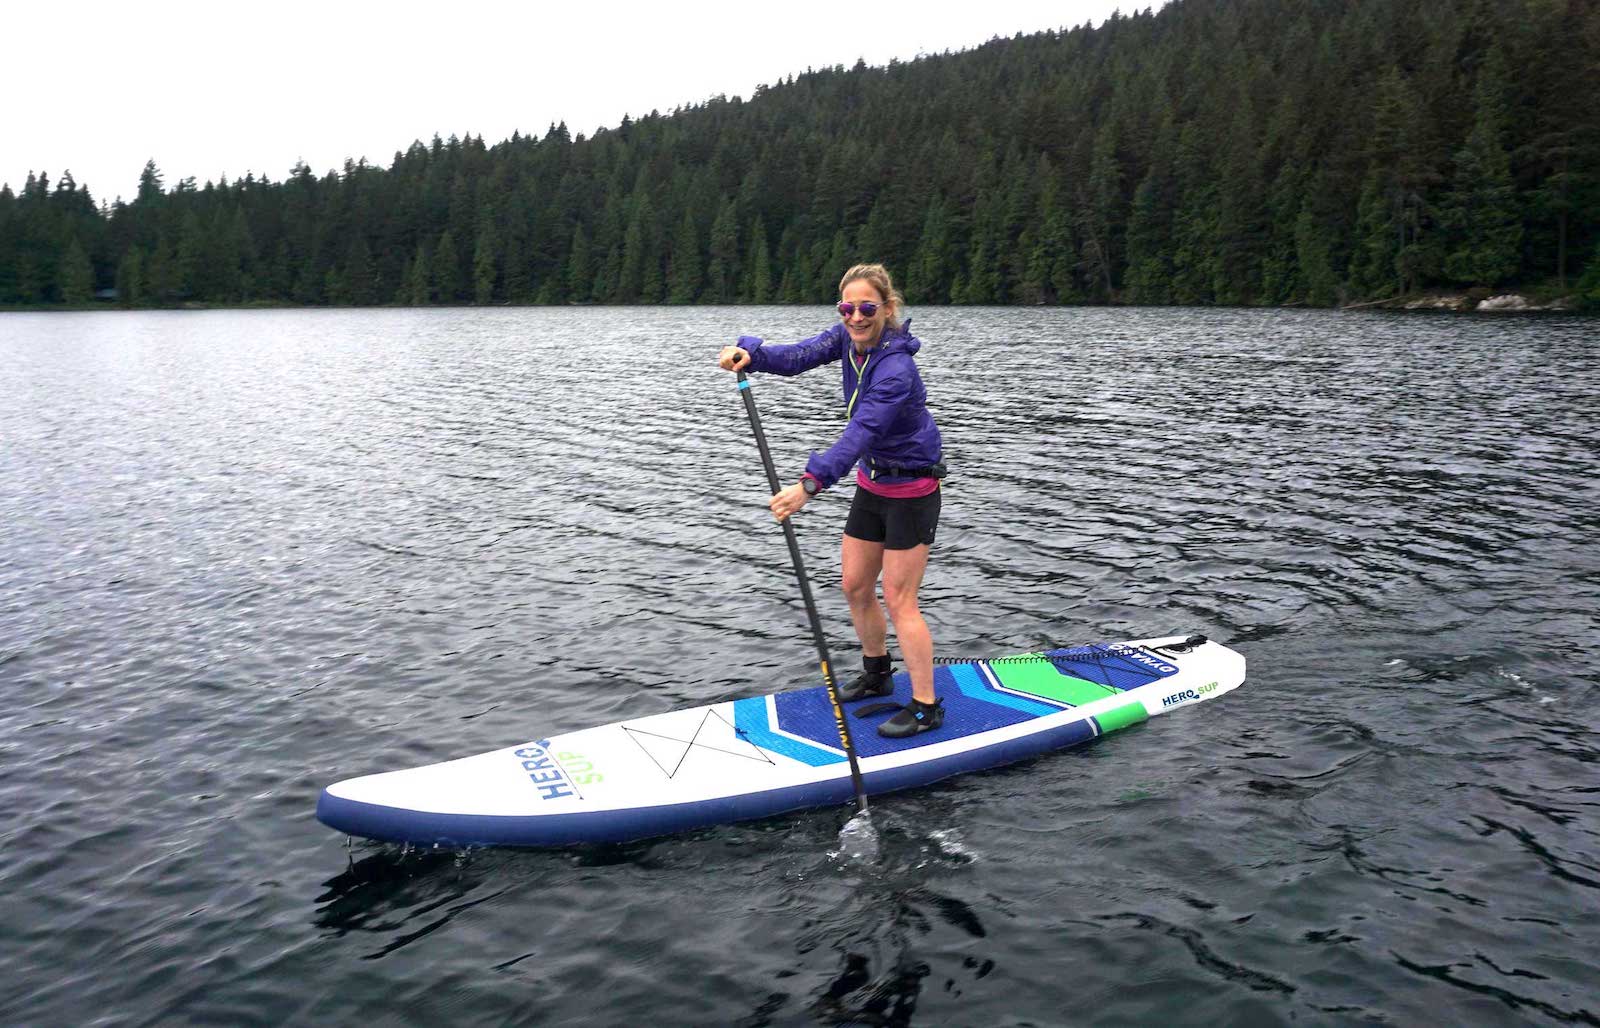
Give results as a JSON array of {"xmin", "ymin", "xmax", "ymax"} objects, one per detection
[{"xmin": 859, "ymin": 317, "xmax": 920, "ymax": 357}]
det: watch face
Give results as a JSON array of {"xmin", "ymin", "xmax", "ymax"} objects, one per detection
[{"xmin": 803, "ymin": 479, "xmax": 818, "ymax": 495}]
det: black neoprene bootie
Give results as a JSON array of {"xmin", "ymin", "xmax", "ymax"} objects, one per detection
[
  {"xmin": 837, "ymin": 653, "xmax": 894, "ymax": 702},
  {"xmin": 877, "ymin": 697, "xmax": 945, "ymax": 738}
]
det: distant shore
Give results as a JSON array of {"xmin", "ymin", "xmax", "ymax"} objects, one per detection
[{"xmin": 3, "ymin": 293, "xmax": 1592, "ymax": 315}]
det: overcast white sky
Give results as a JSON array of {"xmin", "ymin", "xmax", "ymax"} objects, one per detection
[{"xmin": 4, "ymin": 0, "xmax": 1149, "ymax": 203}]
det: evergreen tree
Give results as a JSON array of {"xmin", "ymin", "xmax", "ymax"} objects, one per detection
[
  {"xmin": 1577, "ymin": 239, "xmax": 1600, "ymax": 307},
  {"xmin": 136, "ymin": 160, "xmax": 163, "ymax": 205},
  {"xmin": 473, "ymin": 220, "xmax": 499, "ymax": 304},
  {"xmin": 394, "ymin": 253, "xmax": 414, "ymax": 305},
  {"xmin": 959, "ymin": 153, "xmax": 1004, "ymax": 304},
  {"xmin": 211, "ymin": 208, "xmax": 243, "ymax": 302},
  {"xmin": 116, "ymin": 247, "xmax": 144, "ymax": 306},
  {"xmin": 667, "ymin": 210, "xmax": 701, "ymax": 304},
  {"xmin": 59, "ymin": 239, "xmax": 93, "ymax": 304},
  {"xmin": 146, "ymin": 239, "xmax": 179, "ymax": 305},
  {"xmin": 635, "ymin": 188, "xmax": 665, "ymax": 303},
  {"xmin": 1294, "ymin": 204, "xmax": 1340, "ymax": 307},
  {"xmin": 826, "ymin": 229, "xmax": 851, "ymax": 299},
  {"xmin": 1351, "ymin": 170, "xmax": 1399, "ymax": 298},
  {"xmin": 293, "ymin": 261, "xmax": 324, "ymax": 305},
  {"xmin": 1212, "ymin": 96, "xmax": 1267, "ymax": 304},
  {"xmin": 1019, "ymin": 156, "xmax": 1077, "ymax": 304},
  {"xmin": 267, "ymin": 242, "xmax": 293, "ymax": 300},
  {"xmin": 176, "ymin": 210, "xmax": 205, "ymax": 299},
  {"xmin": 1439, "ymin": 46, "xmax": 1522, "ymax": 287},
  {"xmin": 597, "ymin": 243, "xmax": 622, "ymax": 303},
  {"xmin": 745, "ymin": 217, "xmax": 772, "ymax": 302},
  {"xmin": 1124, "ymin": 143, "xmax": 1175, "ymax": 305},
  {"xmin": 502, "ymin": 229, "xmax": 531, "ymax": 303},
  {"xmin": 618, "ymin": 191, "xmax": 652, "ymax": 302},
  {"xmin": 1078, "ymin": 123, "xmax": 1123, "ymax": 301},
  {"xmin": 998, "ymin": 149, "xmax": 1039, "ymax": 299},
  {"xmin": 232, "ymin": 208, "xmax": 257, "ymax": 301},
  {"xmin": 907, "ymin": 200, "xmax": 955, "ymax": 303},
  {"xmin": 324, "ymin": 266, "xmax": 349, "ymax": 305},
  {"xmin": 409, "ymin": 243, "xmax": 431, "ymax": 305},
  {"xmin": 346, "ymin": 237, "xmax": 378, "ymax": 306},
  {"xmin": 432, "ymin": 229, "xmax": 463, "ymax": 303},
  {"xmin": 705, "ymin": 198, "xmax": 739, "ymax": 302},
  {"xmin": 567, "ymin": 223, "xmax": 593, "ymax": 303},
  {"xmin": 1363, "ymin": 68, "xmax": 1442, "ymax": 296},
  {"xmin": 1258, "ymin": 161, "xmax": 1305, "ymax": 304},
  {"xmin": 1169, "ymin": 124, "xmax": 1218, "ymax": 304}
]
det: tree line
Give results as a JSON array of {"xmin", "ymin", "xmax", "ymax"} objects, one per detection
[{"xmin": 3, "ymin": 0, "xmax": 1597, "ymax": 310}]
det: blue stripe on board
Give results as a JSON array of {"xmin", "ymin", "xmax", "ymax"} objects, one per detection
[
  {"xmin": 732, "ymin": 696, "xmax": 844, "ymax": 767},
  {"xmin": 950, "ymin": 663, "xmax": 1062, "ymax": 716}
]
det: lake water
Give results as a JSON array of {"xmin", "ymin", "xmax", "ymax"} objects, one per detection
[{"xmin": 1, "ymin": 306, "xmax": 1596, "ymax": 1025}]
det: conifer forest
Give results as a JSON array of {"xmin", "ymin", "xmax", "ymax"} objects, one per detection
[{"xmin": 3, "ymin": 0, "xmax": 1597, "ymax": 310}]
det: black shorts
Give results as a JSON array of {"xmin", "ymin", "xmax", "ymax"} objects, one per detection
[{"xmin": 844, "ymin": 486, "xmax": 941, "ymax": 550}]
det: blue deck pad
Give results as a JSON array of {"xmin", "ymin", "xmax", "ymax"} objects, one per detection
[
  {"xmin": 732, "ymin": 696, "xmax": 844, "ymax": 766},
  {"xmin": 772, "ymin": 663, "xmax": 1055, "ymax": 758},
  {"xmin": 1044, "ymin": 644, "xmax": 1181, "ymax": 692}
]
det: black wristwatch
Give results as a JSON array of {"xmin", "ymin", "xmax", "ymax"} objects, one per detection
[{"xmin": 801, "ymin": 477, "xmax": 820, "ymax": 497}]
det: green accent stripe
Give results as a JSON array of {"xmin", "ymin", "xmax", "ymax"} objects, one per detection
[
  {"xmin": 1094, "ymin": 700, "xmax": 1150, "ymax": 734},
  {"xmin": 990, "ymin": 654, "xmax": 1119, "ymax": 706}
]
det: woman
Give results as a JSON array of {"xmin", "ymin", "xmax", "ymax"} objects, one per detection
[{"xmin": 718, "ymin": 264, "xmax": 945, "ymax": 738}]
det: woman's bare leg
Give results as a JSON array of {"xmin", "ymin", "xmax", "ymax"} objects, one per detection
[
  {"xmin": 881, "ymin": 544, "xmax": 934, "ymax": 704},
  {"xmin": 841, "ymin": 534, "xmax": 887, "ymax": 656}
]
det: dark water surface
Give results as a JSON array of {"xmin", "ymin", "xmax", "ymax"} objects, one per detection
[{"xmin": 2, "ymin": 306, "xmax": 1596, "ymax": 1025}]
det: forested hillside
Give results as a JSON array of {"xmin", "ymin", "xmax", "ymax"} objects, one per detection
[{"xmin": 3, "ymin": 0, "xmax": 1597, "ymax": 309}]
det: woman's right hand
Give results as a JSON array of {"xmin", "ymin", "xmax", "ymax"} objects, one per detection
[{"xmin": 718, "ymin": 346, "xmax": 751, "ymax": 372}]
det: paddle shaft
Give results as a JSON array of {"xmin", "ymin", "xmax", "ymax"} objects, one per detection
[{"xmin": 734, "ymin": 370, "xmax": 869, "ymax": 815}]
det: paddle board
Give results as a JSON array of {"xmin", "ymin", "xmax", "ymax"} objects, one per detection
[{"xmin": 317, "ymin": 634, "xmax": 1244, "ymax": 847}]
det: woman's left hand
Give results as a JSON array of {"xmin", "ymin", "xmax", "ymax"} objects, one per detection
[{"xmin": 769, "ymin": 483, "xmax": 809, "ymax": 521}]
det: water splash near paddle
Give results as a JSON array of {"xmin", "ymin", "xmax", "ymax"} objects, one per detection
[{"xmin": 832, "ymin": 809, "xmax": 881, "ymax": 863}]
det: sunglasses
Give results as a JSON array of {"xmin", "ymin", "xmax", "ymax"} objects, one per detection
[{"xmin": 837, "ymin": 301, "xmax": 882, "ymax": 319}]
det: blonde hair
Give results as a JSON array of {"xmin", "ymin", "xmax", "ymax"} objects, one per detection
[{"xmin": 839, "ymin": 263, "xmax": 904, "ymax": 331}]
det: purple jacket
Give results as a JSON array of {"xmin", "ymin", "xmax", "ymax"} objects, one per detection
[{"xmin": 739, "ymin": 318, "xmax": 942, "ymax": 489}]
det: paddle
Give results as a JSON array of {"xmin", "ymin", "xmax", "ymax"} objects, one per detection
[{"xmin": 733, "ymin": 369, "xmax": 870, "ymax": 820}]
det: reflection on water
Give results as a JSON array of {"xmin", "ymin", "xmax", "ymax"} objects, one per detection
[{"xmin": 0, "ymin": 306, "xmax": 1596, "ymax": 1024}]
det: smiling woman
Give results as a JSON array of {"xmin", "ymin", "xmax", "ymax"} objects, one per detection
[{"xmin": 718, "ymin": 264, "xmax": 948, "ymax": 739}]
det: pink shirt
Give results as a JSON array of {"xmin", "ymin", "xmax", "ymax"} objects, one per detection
[{"xmin": 855, "ymin": 469, "xmax": 940, "ymax": 497}]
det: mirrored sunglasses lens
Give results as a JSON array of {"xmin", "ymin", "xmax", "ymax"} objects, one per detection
[{"xmin": 837, "ymin": 302, "xmax": 854, "ymax": 317}]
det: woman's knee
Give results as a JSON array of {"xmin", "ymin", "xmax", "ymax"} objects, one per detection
[
  {"xmin": 882, "ymin": 581, "xmax": 921, "ymax": 621},
  {"xmin": 841, "ymin": 573, "xmax": 877, "ymax": 605}
]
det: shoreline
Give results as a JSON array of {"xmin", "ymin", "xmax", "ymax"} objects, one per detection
[{"xmin": 1, "ymin": 293, "xmax": 1590, "ymax": 315}]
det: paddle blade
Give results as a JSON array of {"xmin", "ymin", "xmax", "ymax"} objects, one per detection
[{"xmin": 832, "ymin": 808, "xmax": 881, "ymax": 863}]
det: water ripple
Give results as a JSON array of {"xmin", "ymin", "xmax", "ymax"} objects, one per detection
[{"xmin": 1, "ymin": 306, "xmax": 1596, "ymax": 1023}]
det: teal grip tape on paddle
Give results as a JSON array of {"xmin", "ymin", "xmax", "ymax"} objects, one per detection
[{"xmin": 737, "ymin": 379, "xmax": 751, "ymax": 389}]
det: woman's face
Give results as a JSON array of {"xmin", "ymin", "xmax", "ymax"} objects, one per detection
[{"xmin": 839, "ymin": 280, "xmax": 889, "ymax": 349}]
